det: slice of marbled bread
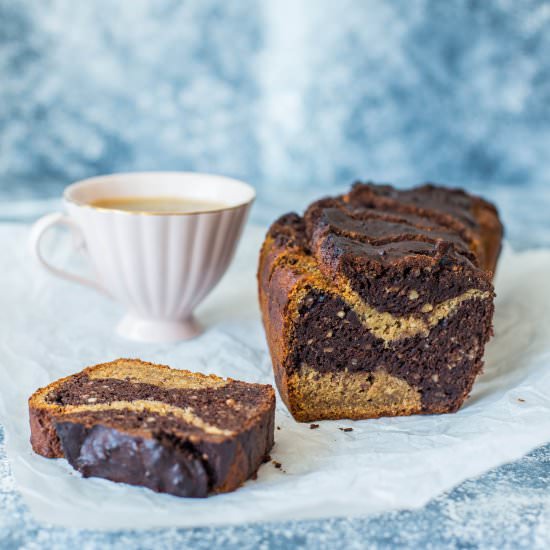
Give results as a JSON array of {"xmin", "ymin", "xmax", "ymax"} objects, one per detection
[{"xmin": 29, "ymin": 359, "xmax": 275, "ymax": 497}]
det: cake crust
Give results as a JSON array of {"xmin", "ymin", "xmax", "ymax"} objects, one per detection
[
  {"xmin": 29, "ymin": 359, "xmax": 275, "ymax": 497},
  {"xmin": 258, "ymin": 182, "xmax": 503, "ymax": 422}
]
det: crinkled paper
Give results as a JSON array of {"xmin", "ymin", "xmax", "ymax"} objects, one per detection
[{"xmin": 0, "ymin": 224, "xmax": 549, "ymax": 529}]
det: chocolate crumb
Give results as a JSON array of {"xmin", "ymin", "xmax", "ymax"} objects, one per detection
[
  {"xmin": 309, "ymin": 423, "xmax": 320, "ymax": 429},
  {"xmin": 518, "ymin": 398, "xmax": 525, "ymax": 403},
  {"xmin": 339, "ymin": 427, "xmax": 353, "ymax": 432},
  {"xmin": 276, "ymin": 426, "xmax": 281, "ymax": 430},
  {"xmin": 272, "ymin": 460, "xmax": 282, "ymax": 469}
]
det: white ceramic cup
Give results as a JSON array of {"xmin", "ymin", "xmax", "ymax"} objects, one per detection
[{"xmin": 29, "ymin": 172, "xmax": 255, "ymax": 342}]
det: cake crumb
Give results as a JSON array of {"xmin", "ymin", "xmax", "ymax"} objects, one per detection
[
  {"xmin": 276, "ymin": 426, "xmax": 281, "ymax": 430},
  {"xmin": 309, "ymin": 423, "xmax": 320, "ymax": 429},
  {"xmin": 272, "ymin": 460, "xmax": 282, "ymax": 469},
  {"xmin": 339, "ymin": 427, "xmax": 353, "ymax": 432},
  {"xmin": 518, "ymin": 398, "xmax": 525, "ymax": 403}
]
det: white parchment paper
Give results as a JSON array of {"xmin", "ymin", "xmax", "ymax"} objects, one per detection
[{"xmin": 0, "ymin": 222, "xmax": 549, "ymax": 529}]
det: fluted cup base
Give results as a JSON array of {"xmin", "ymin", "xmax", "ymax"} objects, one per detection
[{"xmin": 116, "ymin": 314, "xmax": 202, "ymax": 342}]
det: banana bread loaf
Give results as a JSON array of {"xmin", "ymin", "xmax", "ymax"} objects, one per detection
[
  {"xmin": 258, "ymin": 182, "xmax": 502, "ymax": 422},
  {"xmin": 29, "ymin": 359, "xmax": 275, "ymax": 497}
]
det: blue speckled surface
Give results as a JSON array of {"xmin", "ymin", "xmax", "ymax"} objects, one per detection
[{"xmin": 1, "ymin": 426, "xmax": 550, "ymax": 548}]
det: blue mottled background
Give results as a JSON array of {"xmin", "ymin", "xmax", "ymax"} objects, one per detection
[{"xmin": 1, "ymin": 0, "xmax": 550, "ymax": 209}]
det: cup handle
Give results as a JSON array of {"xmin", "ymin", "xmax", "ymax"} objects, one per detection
[{"xmin": 29, "ymin": 212, "xmax": 105, "ymax": 294}]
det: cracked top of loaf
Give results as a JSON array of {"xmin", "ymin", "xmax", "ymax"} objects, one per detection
[{"xmin": 266, "ymin": 182, "xmax": 502, "ymax": 316}]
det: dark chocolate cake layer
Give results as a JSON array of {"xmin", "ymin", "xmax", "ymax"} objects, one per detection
[
  {"xmin": 258, "ymin": 182, "xmax": 502, "ymax": 422},
  {"xmin": 29, "ymin": 359, "xmax": 275, "ymax": 497}
]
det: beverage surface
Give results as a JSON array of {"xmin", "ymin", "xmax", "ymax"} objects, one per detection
[{"xmin": 90, "ymin": 196, "xmax": 227, "ymax": 213}]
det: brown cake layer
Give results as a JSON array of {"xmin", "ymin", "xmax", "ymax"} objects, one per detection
[
  {"xmin": 258, "ymin": 182, "xmax": 502, "ymax": 422},
  {"xmin": 29, "ymin": 359, "xmax": 275, "ymax": 497}
]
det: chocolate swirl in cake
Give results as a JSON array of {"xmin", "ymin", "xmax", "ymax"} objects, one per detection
[
  {"xmin": 258, "ymin": 182, "xmax": 503, "ymax": 422},
  {"xmin": 29, "ymin": 359, "xmax": 275, "ymax": 497}
]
